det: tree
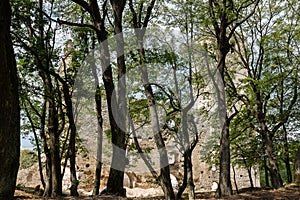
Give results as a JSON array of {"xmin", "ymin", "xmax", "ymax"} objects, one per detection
[
  {"xmin": 12, "ymin": 0, "xmax": 83, "ymax": 196},
  {"xmin": 0, "ymin": 0, "xmax": 20, "ymax": 199},
  {"xmin": 232, "ymin": 0, "xmax": 299, "ymax": 188},
  {"xmin": 128, "ymin": 1, "xmax": 175, "ymax": 199},
  {"xmin": 206, "ymin": 0, "xmax": 259, "ymax": 197},
  {"xmin": 295, "ymin": 146, "xmax": 300, "ymax": 185}
]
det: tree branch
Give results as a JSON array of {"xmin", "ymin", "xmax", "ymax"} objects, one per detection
[{"xmin": 228, "ymin": 0, "xmax": 260, "ymax": 39}]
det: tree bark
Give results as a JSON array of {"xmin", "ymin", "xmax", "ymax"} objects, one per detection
[
  {"xmin": 217, "ymin": 118, "xmax": 233, "ymax": 197},
  {"xmin": 62, "ymin": 81, "xmax": 79, "ymax": 196},
  {"xmin": 263, "ymin": 157, "xmax": 270, "ymax": 187},
  {"xmin": 93, "ymin": 71, "xmax": 103, "ymax": 195},
  {"xmin": 106, "ymin": 0, "xmax": 127, "ymax": 196},
  {"xmin": 294, "ymin": 146, "xmax": 300, "ymax": 185},
  {"xmin": 263, "ymin": 132, "xmax": 283, "ymax": 189},
  {"xmin": 0, "ymin": 1, "xmax": 20, "ymax": 199},
  {"xmin": 283, "ymin": 125, "xmax": 292, "ymax": 183}
]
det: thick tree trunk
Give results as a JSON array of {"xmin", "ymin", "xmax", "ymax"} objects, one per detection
[
  {"xmin": 263, "ymin": 157, "xmax": 270, "ymax": 187},
  {"xmin": 48, "ymin": 103, "xmax": 62, "ymax": 197},
  {"xmin": 263, "ymin": 133, "xmax": 282, "ymax": 189},
  {"xmin": 106, "ymin": 0, "xmax": 127, "ymax": 196},
  {"xmin": 294, "ymin": 146, "xmax": 300, "ymax": 185},
  {"xmin": 0, "ymin": 1, "xmax": 20, "ymax": 199},
  {"xmin": 217, "ymin": 118, "xmax": 233, "ymax": 197}
]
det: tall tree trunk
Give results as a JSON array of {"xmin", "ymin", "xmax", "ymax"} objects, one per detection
[
  {"xmin": 48, "ymin": 96, "xmax": 62, "ymax": 197},
  {"xmin": 91, "ymin": 34, "xmax": 103, "ymax": 195},
  {"xmin": 263, "ymin": 132, "xmax": 282, "ymax": 189},
  {"xmin": 40, "ymin": 101, "xmax": 52, "ymax": 196},
  {"xmin": 106, "ymin": 0, "xmax": 127, "ymax": 196},
  {"xmin": 128, "ymin": 1, "xmax": 175, "ymax": 198},
  {"xmin": 24, "ymin": 105, "xmax": 46, "ymax": 189},
  {"xmin": 137, "ymin": 37, "xmax": 175, "ymax": 199},
  {"xmin": 62, "ymin": 84, "xmax": 79, "ymax": 196},
  {"xmin": 209, "ymin": 1, "xmax": 233, "ymax": 195},
  {"xmin": 283, "ymin": 125, "xmax": 292, "ymax": 183},
  {"xmin": 93, "ymin": 71, "xmax": 103, "ymax": 195},
  {"xmin": 0, "ymin": 1, "xmax": 20, "ymax": 199},
  {"xmin": 294, "ymin": 146, "xmax": 300, "ymax": 185}
]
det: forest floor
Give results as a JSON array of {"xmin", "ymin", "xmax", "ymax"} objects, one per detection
[{"xmin": 14, "ymin": 184, "xmax": 300, "ymax": 200}]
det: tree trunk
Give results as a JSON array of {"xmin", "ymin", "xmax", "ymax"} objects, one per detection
[
  {"xmin": 24, "ymin": 106, "xmax": 46, "ymax": 189},
  {"xmin": 263, "ymin": 133, "xmax": 282, "ymax": 189},
  {"xmin": 263, "ymin": 157, "xmax": 270, "ymax": 187},
  {"xmin": 105, "ymin": 0, "xmax": 127, "ymax": 196},
  {"xmin": 128, "ymin": 1, "xmax": 175, "ymax": 198},
  {"xmin": 283, "ymin": 126, "xmax": 292, "ymax": 183},
  {"xmin": 294, "ymin": 146, "xmax": 300, "ymax": 185},
  {"xmin": 217, "ymin": 118, "xmax": 233, "ymax": 197},
  {"xmin": 232, "ymin": 165, "xmax": 238, "ymax": 193},
  {"xmin": 138, "ymin": 38, "xmax": 175, "ymax": 199},
  {"xmin": 0, "ymin": 1, "xmax": 20, "ymax": 199},
  {"xmin": 186, "ymin": 151, "xmax": 195, "ymax": 200},
  {"xmin": 176, "ymin": 110, "xmax": 196, "ymax": 200},
  {"xmin": 63, "ymin": 85, "xmax": 79, "ymax": 196},
  {"xmin": 92, "ymin": 86, "xmax": 103, "ymax": 195},
  {"xmin": 247, "ymin": 167, "xmax": 254, "ymax": 188},
  {"xmin": 48, "ymin": 101, "xmax": 62, "ymax": 197}
]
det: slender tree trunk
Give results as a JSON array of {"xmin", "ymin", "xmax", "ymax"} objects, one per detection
[
  {"xmin": 63, "ymin": 86, "xmax": 79, "ymax": 196},
  {"xmin": 186, "ymin": 150, "xmax": 195, "ymax": 200},
  {"xmin": 294, "ymin": 146, "xmax": 300, "ymax": 185},
  {"xmin": 0, "ymin": 1, "xmax": 20, "ymax": 199},
  {"xmin": 91, "ymin": 36, "xmax": 103, "ymax": 195},
  {"xmin": 40, "ymin": 102, "xmax": 52, "ymax": 196},
  {"xmin": 24, "ymin": 106, "xmax": 46, "ymax": 189},
  {"xmin": 247, "ymin": 167, "xmax": 254, "ymax": 188},
  {"xmin": 242, "ymin": 158, "xmax": 253, "ymax": 188},
  {"xmin": 93, "ymin": 82, "xmax": 103, "ymax": 195},
  {"xmin": 138, "ymin": 38, "xmax": 175, "ymax": 199},
  {"xmin": 283, "ymin": 125, "xmax": 292, "ymax": 183},
  {"xmin": 232, "ymin": 165, "xmax": 238, "ymax": 193}
]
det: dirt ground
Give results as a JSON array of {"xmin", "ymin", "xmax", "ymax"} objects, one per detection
[{"xmin": 14, "ymin": 184, "xmax": 300, "ymax": 200}]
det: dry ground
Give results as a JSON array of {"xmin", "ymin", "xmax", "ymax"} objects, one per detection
[{"xmin": 14, "ymin": 184, "xmax": 300, "ymax": 200}]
